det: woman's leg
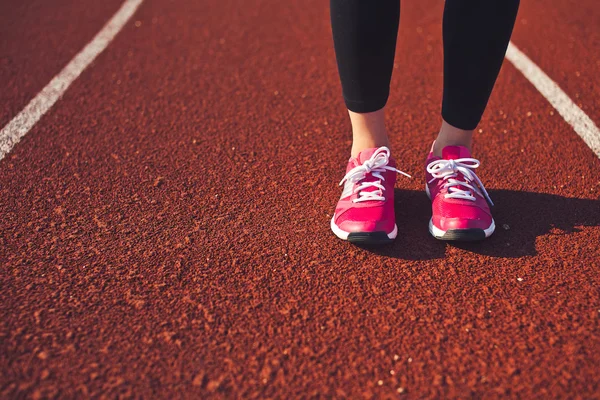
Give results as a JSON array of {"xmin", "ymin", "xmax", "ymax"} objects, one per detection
[
  {"xmin": 329, "ymin": 1, "xmax": 404, "ymax": 244},
  {"xmin": 330, "ymin": 0, "xmax": 400, "ymax": 158},
  {"xmin": 433, "ymin": 0, "xmax": 520, "ymax": 156},
  {"xmin": 426, "ymin": 0, "xmax": 520, "ymax": 242}
]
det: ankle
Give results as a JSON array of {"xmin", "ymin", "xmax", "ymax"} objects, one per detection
[
  {"xmin": 351, "ymin": 135, "xmax": 390, "ymax": 158},
  {"xmin": 348, "ymin": 108, "xmax": 390, "ymax": 158},
  {"xmin": 433, "ymin": 120, "xmax": 474, "ymax": 157}
]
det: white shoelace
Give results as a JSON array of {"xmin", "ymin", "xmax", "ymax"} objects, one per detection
[
  {"xmin": 339, "ymin": 147, "xmax": 411, "ymax": 203},
  {"xmin": 426, "ymin": 157, "xmax": 493, "ymax": 205}
]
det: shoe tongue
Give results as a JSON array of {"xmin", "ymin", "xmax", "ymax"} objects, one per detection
[
  {"xmin": 356, "ymin": 147, "xmax": 396, "ymax": 167},
  {"xmin": 350, "ymin": 147, "xmax": 394, "ymax": 199},
  {"xmin": 442, "ymin": 145, "xmax": 471, "ymax": 160},
  {"xmin": 356, "ymin": 147, "xmax": 380, "ymax": 164},
  {"xmin": 441, "ymin": 146, "xmax": 474, "ymax": 188}
]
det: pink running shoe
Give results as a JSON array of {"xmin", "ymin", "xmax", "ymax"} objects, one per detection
[
  {"xmin": 425, "ymin": 143, "xmax": 495, "ymax": 241},
  {"xmin": 331, "ymin": 146, "xmax": 410, "ymax": 244}
]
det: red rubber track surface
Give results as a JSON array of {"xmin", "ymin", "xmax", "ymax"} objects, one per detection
[
  {"xmin": 1, "ymin": 0, "xmax": 599, "ymax": 398},
  {"xmin": 512, "ymin": 0, "xmax": 600, "ymax": 117},
  {"xmin": 0, "ymin": 0, "xmax": 125, "ymax": 127}
]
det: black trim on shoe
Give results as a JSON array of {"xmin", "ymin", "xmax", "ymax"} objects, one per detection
[
  {"xmin": 347, "ymin": 231, "xmax": 394, "ymax": 245},
  {"xmin": 435, "ymin": 228, "xmax": 486, "ymax": 242}
]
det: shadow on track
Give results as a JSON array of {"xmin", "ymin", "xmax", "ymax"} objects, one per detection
[{"xmin": 365, "ymin": 189, "xmax": 600, "ymax": 260}]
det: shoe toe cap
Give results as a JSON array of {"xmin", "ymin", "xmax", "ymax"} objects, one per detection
[
  {"xmin": 435, "ymin": 216, "xmax": 493, "ymax": 231},
  {"xmin": 337, "ymin": 219, "xmax": 392, "ymax": 233},
  {"xmin": 334, "ymin": 207, "xmax": 395, "ymax": 233}
]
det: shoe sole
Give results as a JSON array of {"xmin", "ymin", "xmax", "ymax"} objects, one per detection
[
  {"xmin": 330, "ymin": 217, "xmax": 397, "ymax": 245},
  {"xmin": 428, "ymin": 218, "xmax": 495, "ymax": 241},
  {"xmin": 425, "ymin": 184, "xmax": 495, "ymax": 241}
]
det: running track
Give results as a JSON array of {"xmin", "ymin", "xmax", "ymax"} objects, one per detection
[{"xmin": 1, "ymin": 0, "xmax": 599, "ymax": 398}]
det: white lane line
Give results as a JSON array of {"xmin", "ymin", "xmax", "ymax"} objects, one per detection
[
  {"xmin": 506, "ymin": 41, "xmax": 600, "ymax": 158},
  {"xmin": 0, "ymin": 0, "xmax": 144, "ymax": 161}
]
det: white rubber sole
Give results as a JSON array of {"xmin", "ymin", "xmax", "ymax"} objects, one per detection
[
  {"xmin": 330, "ymin": 216, "xmax": 397, "ymax": 241},
  {"xmin": 428, "ymin": 218, "xmax": 495, "ymax": 239}
]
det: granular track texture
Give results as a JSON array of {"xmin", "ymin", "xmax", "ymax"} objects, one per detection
[{"xmin": 1, "ymin": 0, "xmax": 599, "ymax": 398}]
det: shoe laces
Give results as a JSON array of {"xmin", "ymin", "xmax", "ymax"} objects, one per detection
[
  {"xmin": 426, "ymin": 157, "xmax": 494, "ymax": 206},
  {"xmin": 339, "ymin": 147, "xmax": 411, "ymax": 203}
]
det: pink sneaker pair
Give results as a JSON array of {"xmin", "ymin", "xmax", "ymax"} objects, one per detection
[{"xmin": 331, "ymin": 144, "xmax": 494, "ymax": 244}]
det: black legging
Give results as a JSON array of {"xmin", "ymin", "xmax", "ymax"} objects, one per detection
[{"xmin": 330, "ymin": 0, "xmax": 520, "ymax": 130}]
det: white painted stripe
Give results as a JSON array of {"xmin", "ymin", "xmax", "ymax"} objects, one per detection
[
  {"xmin": 506, "ymin": 41, "xmax": 600, "ymax": 158},
  {"xmin": 0, "ymin": 0, "xmax": 144, "ymax": 161}
]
